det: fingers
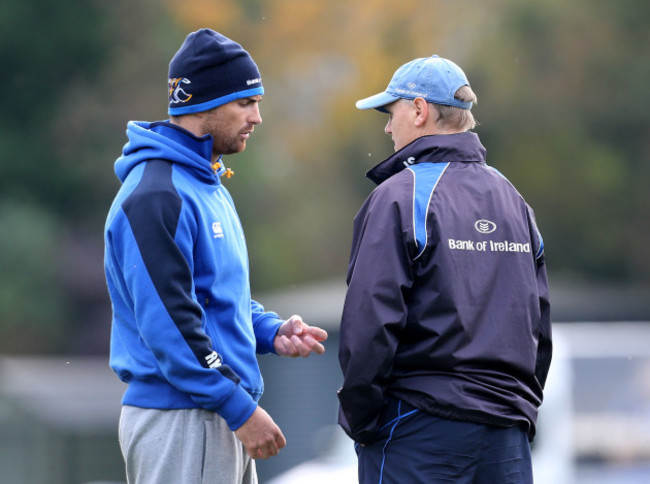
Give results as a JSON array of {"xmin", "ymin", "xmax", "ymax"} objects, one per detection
[
  {"xmin": 283, "ymin": 316, "xmax": 328, "ymax": 340},
  {"xmin": 278, "ymin": 333, "xmax": 325, "ymax": 357},
  {"xmin": 235, "ymin": 407, "xmax": 286, "ymax": 460},
  {"xmin": 291, "ymin": 334, "xmax": 320, "ymax": 357},
  {"xmin": 249, "ymin": 443, "xmax": 276, "ymax": 460},
  {"xmin": 298, "ymin": 327, "xmax": 327, "ymax": 354},
  {"xmin": 275, "ymin": 335, "xmax": 294, "ymax": 357},
  {"xmin": 253, "ymin": 443, "xmax": 278, "ymax": 460},
  {"xmin": 288, "ymin": 315, "xmax": 304, "ymax": 335},
  {"xmin": 250, "ymin": 425, "xmax": 286, "ymax": 460},
  {"xmin": 295, "ymin": 333, "xmax": 325, "ymax": 355},
  {"xmin": 276, "ymin": 335, "xmax": 308, "ymax": 357},
  {"xmin": 274, "ymin": 316, "xmax": 329, "ymax": 357},
  {"xmin": 307, "ymin": 325, "xmax": 328, "ymax": 342}
]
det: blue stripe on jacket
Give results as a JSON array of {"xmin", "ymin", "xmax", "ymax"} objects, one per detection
[{"xmin": 408, "ymin": 162, "xmax": 449, "ymax": 260}]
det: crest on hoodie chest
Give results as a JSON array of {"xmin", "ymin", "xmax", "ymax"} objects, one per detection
[
  {"xmin": 206, "ymin": 191, "xmax": 246, "ymax": 245},
  {"xmin": 212, "ymin": 221, "xmax": 224, "ymax": 239}
]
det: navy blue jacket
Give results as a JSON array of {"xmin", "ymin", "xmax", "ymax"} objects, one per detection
[{"xmin": 338, "ymin": 132, "xmax": 552, "ymax": 444}]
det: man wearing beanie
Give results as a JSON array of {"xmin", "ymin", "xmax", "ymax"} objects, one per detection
[
  {"xmin": 104, "ymin": 29, "xmax": 327, "ymax": 484},
  {"xmin": 338, "ymin": 55, "xmax": 552, "ymax": 483}
]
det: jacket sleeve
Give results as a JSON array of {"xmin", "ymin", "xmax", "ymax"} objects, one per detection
[
  {"xmin": 115, "ymin": 176, "xmax": 256, "ymax": 430},
  {"xmin": 527, "ymin": 205, "xmax": 553, "ymax": 389},
  {"xmin": 338, "ymin": 188, "xmax": 413, "ymax": 444},
  {"xmin": 535, "ymin": 255, "xmax": 552, "ymax": 388}
]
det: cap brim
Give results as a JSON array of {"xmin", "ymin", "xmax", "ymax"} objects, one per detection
[{"xmin": 355, "ymin": 91, "xmax": 400, "ymax": 112}]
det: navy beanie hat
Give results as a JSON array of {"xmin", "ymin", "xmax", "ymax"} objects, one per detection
[{"xmin": 168, "ymin": 29, "xmax": 263, "ymax": 115}]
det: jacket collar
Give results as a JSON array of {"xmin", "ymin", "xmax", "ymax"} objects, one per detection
[{"xmin": 366, "ymin": 132, "xmax": 487, "ymax": 185}]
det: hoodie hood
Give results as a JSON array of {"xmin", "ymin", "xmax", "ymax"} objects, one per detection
[{"xmin": 114, "ymin": 121, "xmax": 225, "ymax": 184}]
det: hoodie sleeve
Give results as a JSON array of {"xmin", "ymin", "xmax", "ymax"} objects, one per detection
[
  {"xmin": 338, "ymin": 185, "xmax": 413, "ymax": 444},
  {"xmin": 251, "ymin": 299, "xmax": 283, "ymax": 354},
  {"xmin": 113, "ymin": 160, "xmax": 256, "ymax": 430}
]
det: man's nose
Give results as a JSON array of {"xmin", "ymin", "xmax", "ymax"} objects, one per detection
[{"xmin": 251, "ymin": 105, "xmax": 262, "ymax": 125}]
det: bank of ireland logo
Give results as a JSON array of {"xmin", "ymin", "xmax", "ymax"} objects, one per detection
[
  {"xmin": 169, "ymin": 77, "xmax": 193, "ymax": 104},
  {"xmin": 475, "ymin": 219, "xmax": 497, "ymax": 234}
]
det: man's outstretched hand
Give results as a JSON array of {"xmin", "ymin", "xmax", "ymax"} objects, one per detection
[{"xmin": 274, "ymin": 315, "xmax": 328, "ymax": 357}]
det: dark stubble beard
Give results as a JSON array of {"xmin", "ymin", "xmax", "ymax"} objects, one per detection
[{"xmin": 203, "ymin": 110, "xmax": 246, "ymax": 157}]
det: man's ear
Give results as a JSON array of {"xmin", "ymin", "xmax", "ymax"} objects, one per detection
[
  {"xmin": 171, "ymin": 110, "xmax": 208, "ymax": 137},
  {"xmin": 413, "ymin": 97, "xmax": 429, "ymax": 127}
]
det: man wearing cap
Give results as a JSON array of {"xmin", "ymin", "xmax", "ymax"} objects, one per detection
[
  {"xmin": 104, "ymin": 29, "xmax": 327, "ymax": 484},
  {"xmin": 337, "ymin": 55, "xmax": 552, "ymax": 483}
]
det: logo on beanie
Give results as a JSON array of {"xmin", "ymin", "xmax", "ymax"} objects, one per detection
[{"xmin": 168, "ymin": 77, "xmax": 193, "ymax": 104}]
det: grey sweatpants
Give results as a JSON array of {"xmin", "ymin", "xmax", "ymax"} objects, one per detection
[{"xmin": 119, "ymin": 405, "xmax": 257, "ymax": 484}]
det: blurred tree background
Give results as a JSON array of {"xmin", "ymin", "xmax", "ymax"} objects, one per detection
[{"xmin": 0, "ymin": 0, "xmax": 648, "ymax": 355}]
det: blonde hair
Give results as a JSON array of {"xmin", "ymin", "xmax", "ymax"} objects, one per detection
[{"xmin": 430, "ymin": 85, "xmax": 478, "ymax": 131}]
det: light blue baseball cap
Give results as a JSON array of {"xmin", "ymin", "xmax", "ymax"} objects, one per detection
[{"xmin": 356, "ymin": 55, "xmax": 472, "ymax": 112}]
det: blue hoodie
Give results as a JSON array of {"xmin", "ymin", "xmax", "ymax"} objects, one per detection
[{"xmin": 104, "ymin": 120, "xmax": 282, "ymax": 430}]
